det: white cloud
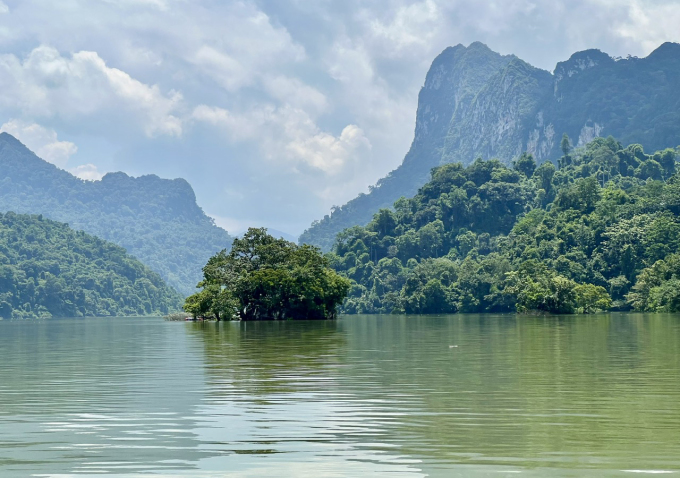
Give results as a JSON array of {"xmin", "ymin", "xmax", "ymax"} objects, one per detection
[
  {"xmin": 70, "ymin": 163, "xmax": 104, "ymax": 181},
  {"xmin": 0, "ymin": 120, "xmax": 77, "ymax": 167},
  {"xmin": 287, "ymin": 124, "xmax": 371, "ymax": 175},
  {"xmin": 600, "ymin": 0, "xmax": 680, "ymax": 53},
  {"xmin": 192, "ymin": 45, "xmax": 249, "ymax": 92},
  {"xmin": 100, "ymin": 0, "xmax": 173, "ymax": 9},
  {"xmin": 187, "ymin": 4, "xmax": 305, "ymax": 93},
  {"xmin": 193, "ymin": 104, "xmax": 371, "ymax": 177},
  {"xmin": 367, "ymin": 0, "xmax": 441, "ymax": 55},
  {"xmin": 0, "ymin": 2, "xmax": 8, "ymax": 14},
  {"xmin": 0, "ymin": 45, "xmax": 182, "ymax": 137},
  {"xmin": 261, "ymin": 75, "xmax": 328, "ymax": 116}
]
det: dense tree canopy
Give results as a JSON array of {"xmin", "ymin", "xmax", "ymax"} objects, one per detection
[
  {"xmin": 0, "ymin": 212, "xmax": 183, "ymax": 319},
  {"xmin": 329, "ymin": 137, "xmax": 680, "ymax": 314},
  {"xmin": 185, "ymin": 228, "xmax": 350, "ymax": 320}
]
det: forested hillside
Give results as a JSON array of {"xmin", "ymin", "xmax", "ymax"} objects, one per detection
[
  {"xmin": 329, "ymin": 138, "xmax": 680, "ymax": 314},
  {"xmin": 0, "ymin": 212, "xmax": 183, "ymax": 319},
  {"xmin": 0, "ymin": 133, "xmax": 233, "ymax": 295},
  {"xmin": 302, "ymin": 42, "xmax": 680, "ymax": 250}
]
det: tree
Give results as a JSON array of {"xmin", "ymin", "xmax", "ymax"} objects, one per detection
[
  {"xmin": 513, "ymin": 152, "xmax": 537, "ymax": 178},
  {"xmin": 627, "ymin": 254, "xmax": 680, "ymax": 312},
  {"xmin": 561, "ymin": 133, "xmax": 571, "ymax": 158},
  {"xmin": 185, "ymin": 228, "xmax": 351, "ymax": 320},
  {"xmin": 370, "ymin": 209, "xmax": 398, "ymax": 238},
  {"xmin": 654, "ymin": 148, "xmax": 677, "ymax": 178},
  {"xmin": 533, "ymin": 161, "xmax": 556, "ymax": 202},
  {"xmin": 505, "ymin": 264, "xmax": 581, "ymax": 314},
  {"xmin": 574, "ymin": 284, "xmax": 612, "ymax": 313}
]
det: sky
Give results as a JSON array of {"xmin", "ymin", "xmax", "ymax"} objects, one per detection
[{"xmin": 0, "ymin": 0, "xmax": 678, "ymax": 236}]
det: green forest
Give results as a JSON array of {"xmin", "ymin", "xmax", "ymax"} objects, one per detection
[
  {"xmin": 0, "ymin": 212, "xmax": 183, "ymax": 319},
  {"xmin": 329, "ymin": 137, "xmax": 680, "ymax": 314}
]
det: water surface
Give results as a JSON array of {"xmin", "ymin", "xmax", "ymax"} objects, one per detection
[{"xmin": 1, "ymin": 314, "xmax": 679, "ymax": 477}]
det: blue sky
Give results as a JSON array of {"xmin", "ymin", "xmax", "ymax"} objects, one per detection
[{"xmin": 0, "ymin": 0, "xmax": 677, "ymax": 235}]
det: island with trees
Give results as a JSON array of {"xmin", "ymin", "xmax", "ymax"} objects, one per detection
[{"xmin": 184, "ymin": 228, "xmax": 350, "ymax": 320}]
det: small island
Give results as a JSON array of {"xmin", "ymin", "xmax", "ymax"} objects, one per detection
[{"xmin": 184, "ymin": 228, "xmax": 350, "ymax": 321}]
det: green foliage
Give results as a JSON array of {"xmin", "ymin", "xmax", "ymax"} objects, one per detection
[
  {"xmin": 513, "ymin": 153, "xmax": 537, "ymax": 178},
  {"xmin": 185, "ymin": 228, "xmax": 350, "ymax": 320},
  {"xmin": 627, "ymin": 254, "xmax": 680, "ymax": 312},
  {"xmin": 0, "ymin": 212, "xmax": 183, "ymax": 319},
  {"xmin": 330, "ymin": 138, "xmax": 679, "ymax": 315},
  {"xmin": 561, "ymin": 133, "xmax": 572, "ymax": 158},
  {"xmin": 0, "ymin": 134, "xmax": 233, "ymax": 295},
  {"xmin": 505, "ymin": 262, "xmax": 611, "ymax": 314}
]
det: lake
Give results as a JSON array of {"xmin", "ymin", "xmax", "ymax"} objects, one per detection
[{"xmin": 1, "ymin": 314, "xmax": 679, "ymax": 477}]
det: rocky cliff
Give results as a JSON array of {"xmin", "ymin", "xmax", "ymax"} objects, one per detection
[{"xmin": 300, "ymin": 42, "xmax": 680, "ymax": 251}]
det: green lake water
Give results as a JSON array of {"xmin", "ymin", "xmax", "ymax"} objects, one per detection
[{"xmin": 1, "ymin": 314, "xmax": 679, "ymax": 477}]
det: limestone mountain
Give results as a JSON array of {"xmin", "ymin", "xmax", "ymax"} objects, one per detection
[
  {"xmin": 0, "ymin": 133, "xmax": 233, "ymax": 295},
  {"xmin": 300, "ymin": 42, "xmax": 680, "ymax": 250}
]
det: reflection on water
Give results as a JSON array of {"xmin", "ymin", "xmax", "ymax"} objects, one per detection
[{"xmin": 1, "ymin": 314, "xmax": 680, "ymax": 477}]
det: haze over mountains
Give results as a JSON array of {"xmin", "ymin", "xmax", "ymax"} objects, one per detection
[
  {"xmin": 0, "ymin": 133, "xmax": 233, "ymax": 295},
  {"xmin": 300, "ymin": 41, "xmax": 680, "ymax": 251}
]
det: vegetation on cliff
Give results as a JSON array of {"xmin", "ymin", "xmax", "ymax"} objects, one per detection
[
  {"xmin": 328, "ymin": 137, "xmax": 680, "ymax": 314},
  {"xmin": 0, "ymin": 212, "xmax": 183, "ymax": 319},
  {"xmin": 185, "ymin": 228, "xmax": 350, "ymax": 320}
]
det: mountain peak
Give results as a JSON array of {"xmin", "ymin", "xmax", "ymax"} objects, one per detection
[
  {"xmin": 101, "ymin": 171, "xmax": 130, "ymax": 182},
  {"xmin": 467, "ymin": 41, "xmax": 492, "ymax": 52},
  {"xmin": 647, "ymin": 42, "xmax": 680, "ymax": 61},
  {"xmin": 554, "ymin": 48, "xmax": 612, "ymax": 76},
  {"xmin": 0, "ymin": 132, "xmax": 30, "ymax": 152}
]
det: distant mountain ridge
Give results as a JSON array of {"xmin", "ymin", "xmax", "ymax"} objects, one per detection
[
  {"xmin": 300, "ymin": 41, "xmax": 680, "ymax": 250},
  {"xmin": 0, "ymin": 133, "xmax": 233, "ymax": 295}
]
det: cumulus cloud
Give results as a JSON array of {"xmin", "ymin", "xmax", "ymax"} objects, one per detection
[
  {"xmin": 261, "ymin": 76, "xmax": 328, "ymax": 115},
  {"xmin": 0, "ymin": 120, "xmax": 77, "ymax": 167},
  {"xmin": 366, "ymin": 0, "xmax": 441, "ymax": 56},
  {"xmin": 600, "ymin": 0, "xmax": 680, "ymax": 53},
  {"xmin": 287, "ymin": 124, "xmax": 371, "ymax": 175},
  {"xmin": 193, "ymin": 104, "xmax": 371, "ymax": 176},
  {"xmin": 187, "ymin": 4, "xmax": 305, "ymax": 92},
  {"xmin": 70, "ymin": 163, "xmax": 104, "ymax": 181},
  {"xmin": 0, "ymin": 45, "xmax": 182, "ymax": 137}
]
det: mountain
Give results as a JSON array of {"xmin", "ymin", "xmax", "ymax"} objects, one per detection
[
  {"xmin": 301, "ymin": 42, "xmax": 680, "ymax": 251},
  {"xmin": 0, "ymin": 133, "xmax": 233, "ymax": 295},
  {"xmin": 0, "ymin": 212, "xmax": 183, "ymax": 319}
]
